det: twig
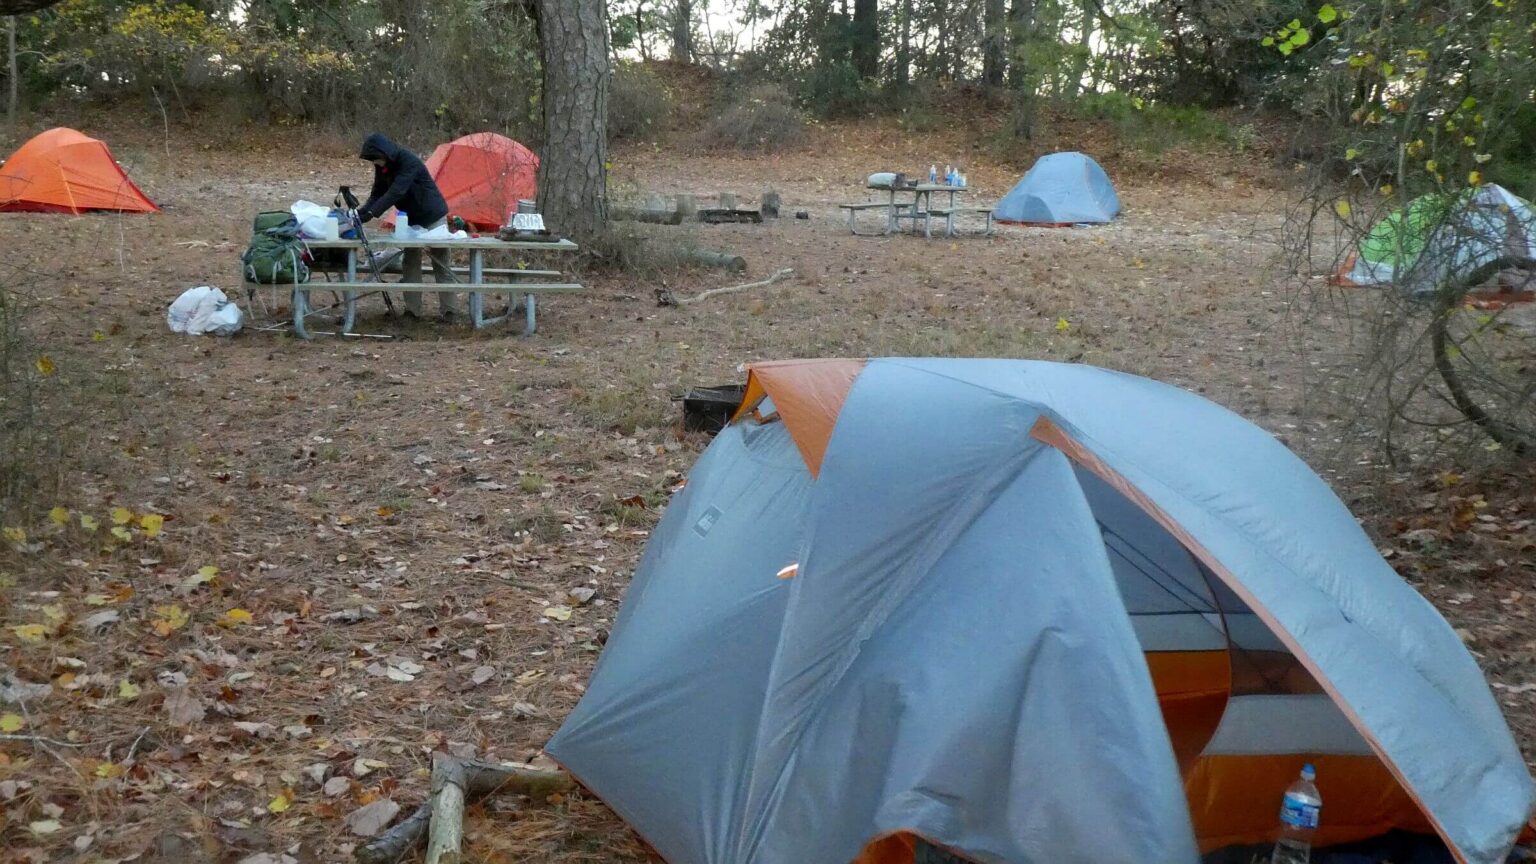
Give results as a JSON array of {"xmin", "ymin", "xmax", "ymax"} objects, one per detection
[
  {"xmin": 0, "ymin": 733, "xmax": 83, "ymax": 748},
  {"xmin": 149, "ymin": 86, "xmax": 171, "ymax": 158},
  {"xmin": 658, "ymin": 267, "xmax": 794, "ymax": 306},
  {"xmin": 124, "ymin": 726, "xmax": 151, "ymax": 764},
  {"xmin": 353, "ymin": 758, "xmax": 572, "ymax": 864},
  {"xmin": 424, "ymin": 753, "xmax": 466, "ymax": 864}
]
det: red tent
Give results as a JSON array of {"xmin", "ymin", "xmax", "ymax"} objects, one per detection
[
  {"xmin": 0, "ymin": 128, "xmax": 159, "ymax": 214},
  {"xmin": 424, "ymin": 133, "xmax": 538, "ymax": 231}
]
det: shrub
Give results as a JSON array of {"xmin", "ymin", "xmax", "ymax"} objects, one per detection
[
  {"xmin": 609, "ymin": 63, "xmax": 673, "ymax": 142},
  {"xmin": 700, "ymin": 84, "xmax": 807, "ymax": 152}
]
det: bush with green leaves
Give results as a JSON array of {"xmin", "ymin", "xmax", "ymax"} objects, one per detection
[{"xmin": 608, "ymin": 62, "xmax": 673, "ymax": 142}]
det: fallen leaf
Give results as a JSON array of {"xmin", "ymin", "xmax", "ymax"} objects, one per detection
[
  {"xmin": 267, "ymin": 793, "xmax": 291, "ymax": 814},
  {"xmin": 0, "ymin": 713, "xmax": 23, "ymax": 732},
  {"xmin": 152, "ymin": 605, "xmax": 189, "ymax": 637},
  {"xmin": 302, "ymin": 763, "xmax": 329, "ymax": 786},
  {"xmin": 1055, "ymin": 317, "xmax": 1070, "ymax": 331},
  {"xmin": 10, "ymin": 624, "xmax": 47, "ymax": 643},
  {"xmin": 219, "ymin": 608, "xmax": 254, "ymax": 627},
  {"xmin": 164, "ymin": 686, "xmax": 206, "ymax": 725},
  {"xmin": 471, "ymin": 666, "xmax": 496, "ymax": 686},
  {"xmin": 29, "ymin": 819, "xmax": 61, "ymax": 836},
  {"xmin": 232, "ymin": 721, "xmax": 277, "ymax": 739},
  {"xmin": 322, "ymin": 606, "xmax": 379, "ymax": 624},
  {"xmin": 140, "ymin": 513, "xmax": 165, "ymax": 538},
  {"xmin": 83, "ymin": 610, "xmax": 120, "ymax": 633},
  {"xmin": 95, "ymin": 762, "xmax": 125, "ymax": 779},
  {"xmin": 542, "ymin": 605, "xmax": 573, "ymax": 622},
  {"xmin": 49, "ymin": 507, "xmax": 70, "ymax": 526},
  {"xmin": 111, "ymin": 507, "xmax": 134, "ymax": 526},
  {"xmin": 385, "ymin": 667, "xmax": 415, "ymax": 683},
  {"xmin": 111, "ymin": 526, "xmax": 133, "ymax": 542},
  {"xmin": 118, "ymin": 679, "xmax": 142, "ymax": 701},
  {"xmin": 323, "ymin": 776, "xmax": 350, "ymax": 797},
  {"xmin": 79, "ymin": 514, "xmax": 99, "ymax": 533},
  {"xmin": 344, "ymin": 799, "xmax": 400, "ymax": 837},
  {"xmin": 34, "ymin": 355, "xmax": 56, "ymax": 377},
  {"xmin": 180, "ymin": 566, "xmax": 219, "ymax": 593}
]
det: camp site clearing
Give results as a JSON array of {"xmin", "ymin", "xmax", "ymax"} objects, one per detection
[{"xmin": 1, "ymin": 116, "xmax": 1533, "ymax": 863}]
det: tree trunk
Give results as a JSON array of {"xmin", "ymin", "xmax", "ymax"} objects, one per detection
[
  {"xmin": 896, "ymin": 0, "xmax": 911, "ymax": 86},
  {"xmin": 538, "ymin": 0, "xmax": 611, "ymax": 242},
  {"xmin": 852, "ymin": 0, "xmax": 879, "ymax": 79},
  {"xmin": 1007, "ymin": 0, "xmax": 1035, "ymax": 89},
  {"xmin": 6, "ymin": 15, "xmax": 16, "ymax": 132},
  {"xmin": 636, "ymin": 0, "xmax": 650, "ymax": 61},
  {"xmin": 982, "ymin": 0, "xmax": 1005, "ymax": 88},
  {"xmin": 670, "ymin": 0, "xmax": 691, "ymax": 62},
  {"xmin": 1070, "ymin": 0, "xmax": 1092, "ymax": 96}
]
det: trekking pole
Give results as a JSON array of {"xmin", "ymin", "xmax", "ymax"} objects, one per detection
[{"xmin": 338, "ymin": 185, "xmax": 397, "ymax": 315}]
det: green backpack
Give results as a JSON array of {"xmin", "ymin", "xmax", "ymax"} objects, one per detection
[{"xmin": 241, "ymin": 211, "xmax": 310, "ymax": 285}]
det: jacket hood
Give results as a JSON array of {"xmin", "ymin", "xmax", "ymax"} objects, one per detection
[{"xmin": 359, "ymin": 133, "xmax": 400, "ymax": 162}]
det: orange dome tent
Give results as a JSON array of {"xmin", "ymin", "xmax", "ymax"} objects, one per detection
[
  {"xmin": 0, "ymin": 128, "xmax": 159, "ymax": 214},
  {"xmin": 421, "ymin": 133, "xmax": 538, "ymax": 231}
]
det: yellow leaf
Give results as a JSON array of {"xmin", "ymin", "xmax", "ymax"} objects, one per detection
[
  {"xmin": 79, "ymin": 514, "xmax": 99, "ymax": 533},
  {"xmin": 1469, "ymin": 171, "xmax": 1483, "ymax": 186},
  {"xmin": 1380, "ymin": 183, "xmax": 1393, "ymax": 196},
  {"xmin": 118, "ymin": 679, "xmax": 142, "ymax": 700},
  {"xmin": 181, "ymin": 566, "xmax": 219, "ymax": 591},
  {"xmin": 1334, "ymin": 199, "xmax": 1352, "ymax": 219},
  {"xmin": 11, "ymin": 624, "xmax": 48, "ymax": 643},
  {"xmin": 96, "ymin": 762, "xmax": 125, "ymax": 778},
  {"xmin": 1425, "ymin": 159, "xmax": 1438, "ymax": 173},
  {"xmin": 0, "ymin": 713, "xmax": 23, "ymax": 732},
  {"xmin": 92, "ymin": 330, "xmax": 106, "ymax": 342},
  {"xmin": 1055, "ymin": 318, "xmax": 1071, "ymax": 332},
  {"xmin": 84, "ymin": 594, "xmax": 112, "ymax": 606},
  {"xmin": 219, "ymin": 608, "xmax": 253, "ymax": 627},
  {"xmin": 111, "ymin": 507, "xmax": 134, "ymax": 525},
  {"xmin": 268, "ymin": 793, "xmax": 292, "ymax": 813},
  {"xmin": 2, "ymin": 526, "xmax": 24, "ymax": 545},
  {"xmin": 140, "ymin": 513, "xmax": 164, "ymax": 538},
  {"xmin": 376, "ymin": 506, "xmax": 396, "ymax": 519},
  {"xmin": 49, "ymin": 507, "xmax": 70, "ymax": 526},
  {"xmin": 541, "ymin": 605, "xmax": 573, "ymax": 621},
  {"xmin": 34, "ymin": 355, "xmax": 56, "ymax": 377},
  {"xmin": 41, "ymin": 604, "xmax": 66, "ymax": 624},
  {"xmin": 111, "ymin": 526, "xmax": 133, "ymax": 542},
  {"xmin": 152, "ymin": 605, "xmax": 189, "ymax": 637}
]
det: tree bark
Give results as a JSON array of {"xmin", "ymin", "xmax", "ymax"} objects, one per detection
[
  {"xmin": 896, "ymin": 0, "xmax": 911, "ymax": 86},
  {"xmin": 670, "ymin": 0, "xmax": 691, "ymax": 62},
  {"xmin": 1007, "ymin": 0, "xmax": 1035, "ymax": 89},
  {"xmin": 537, "ymin": 0, "xmax": 611, "ymax": 242},
  {"xmin": 982, "ymin": 0, "xmax": 1006, "ymax": 88},
  {"xmin": 6, "ymin": 15, "xmax": 16, "ymax": 132},
  {"xmin": 1071, "ymin": 0, "xmax": 1093, "ymax": 96},
  {"xmin": 851, "ymin": 0, "xmax": 879, "ymax": 79},
  {"xmin": 0, "ymin": 0, "xmax": 58, "ymax": 14}
]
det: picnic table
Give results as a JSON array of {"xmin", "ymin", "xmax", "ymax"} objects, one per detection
[
  {"xmin": 244, "ymin": 235, "xmax": 581, "ymax": 339},
  {"xmin": 840, "ymin": 183, "xmax": 995, "ymax": 238}
]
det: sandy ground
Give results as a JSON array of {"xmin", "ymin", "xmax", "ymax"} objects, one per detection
[{"xmin": 0, "ymin": 117, "xmax": 1531, "ymax": 862}]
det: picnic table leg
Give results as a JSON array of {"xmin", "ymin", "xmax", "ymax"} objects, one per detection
[
  {"xmin": 292, "ymin": 283, "xmax": 311, "ymax": 340},
  {"xmin": 946, "ymin": 191, "xmax": 957, "ymax": 237},
  {"xmin": 468, "ymin": 249, "xmax": 486, "ymax": 328},
  {"xmin": 522, "ymin": 294, "xmax": 537, "ymax": 336},
  {"xmin": 341, "ymin": 249, "xmax": 357, "ymax": 334},
  {"xmin": 885, "ymin": 189, "xmax": 896, "ymax": 234}
]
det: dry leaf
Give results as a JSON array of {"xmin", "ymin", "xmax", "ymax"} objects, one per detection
[
  {"xmin": 541, "ymin": 605, "xmax": 573, "ymax": 622},
  {"xmin": 384, "ymin": 667, "xmax": 415, "ymax": 683},
  {"xmin": 180, "ymin": 566, "xmax": 219, "ymax": 593},
  {"xmin": 164, "ymin": 686, "xmax": 206, "ymax": 725},
  {"xmin": 95, "ymin": 762, "xmax": 125, "ymax": 779},
  {"xmin": 219, "ymin": 608, "xmax": 253, "ymax": 628},
  {"xmin": 0, "ymin": 713, "xmax": 22, "ymax": 732},
  {"xmin": 323, "ymin": 776, "xmax": 350, "ymax": 797},
  {"xmin": 79, "ymin": 514, "xmax": 98, "ymax": 533},
  {"xmin": 117, "ymin": 679, "xmax": 142, "ymax": 701},
  {"xmin": 29, "ymin": 819, "xmax": 61, "ymax": 836},
  {"xmin": 267, "ymin": 793, "xmax": 291, "ymax": 814},
  {"xmin": 344, "ymin": 799, "xmax": 400, "ymax": 837},
  {"xmin": 110, "ymin": 526, "xmax": 133, "ymax": 542},
  {"xmin": 49, "ymin": 507, "xmax": 70, "ymax": 526},
  {"xmin": 140, "ymin": 513, "xmax": 165, "ymax": 538},
  {"xmin": 152, "ymin": 605, "xmax": 189, "ymax": 637},
  {"xmin": 568, "ymin": 586, "xmax": 597, "ymax": 605},
  {"xmin": 471, "ymin": 666, "xmax": 496, "ymax": 686},
  {"xmin": 10, "ymin": 624, "xmax": 47, "ymax": 643},
  {"xmin": 232, "ymin": 721, "xmax": 277, "ymax": 739},
  {"xmin": 111, "ymin": 507, "xmax": 134, "ymax": 526},
  {"xmin": 83, "ymin": 610, "xmax": 120, "ymax": 633}
]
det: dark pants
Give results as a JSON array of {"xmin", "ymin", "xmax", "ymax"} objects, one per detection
[{"xmin": 401, "ymin": 216, "xmax": 458, "ymax": 316}]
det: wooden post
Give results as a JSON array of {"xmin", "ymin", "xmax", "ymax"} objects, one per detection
[{"xmin": 719, "ymin": 192, "xmax": 737, "ymax": 210}]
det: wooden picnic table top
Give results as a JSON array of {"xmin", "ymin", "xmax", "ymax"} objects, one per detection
[
  {"xmin": 306, "ymin": 236, "xmax": 578, "ymax": 252},
  {"xmin": 866, "ymin": 183, "xmax": 967, "ymax": 193}
]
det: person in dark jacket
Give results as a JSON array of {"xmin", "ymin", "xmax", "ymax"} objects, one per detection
[{"xmin": 356, "ymin": 133, "xmax": 459, "ymax": 318}]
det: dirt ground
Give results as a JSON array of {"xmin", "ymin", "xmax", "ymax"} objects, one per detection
[{"xmin": 1, "ymin": 115, "xmax": 1533, "ymax": 863}]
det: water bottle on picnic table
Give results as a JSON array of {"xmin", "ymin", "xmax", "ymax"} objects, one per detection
[
  {"xmin": 929, "ymin": 164, "xmax": 938, "ymax": 184},
  {"xmin": 1271, "ymin": 763, "xmax": 1321, "ymax": 864}
]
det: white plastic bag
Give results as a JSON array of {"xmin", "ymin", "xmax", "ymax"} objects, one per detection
[
  {"xmin": 167, "ymin": 286, "xmax": 243, "ymax": 336},
  {"xmin": 291, "ymin": 200, "xmax": 336, "ymax": 239},
  {"xmin": 412, "ymin": 223, "xmax": 469, "ymax": 241}
]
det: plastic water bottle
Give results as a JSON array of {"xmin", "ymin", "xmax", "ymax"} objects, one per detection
[
  {"xmin": 1272, "ymin": 764, "xmax": 1321, "ymax": 864},
  {"xmin": 929, "ymin": 164, "xmax": 937, "ymax": 184}
]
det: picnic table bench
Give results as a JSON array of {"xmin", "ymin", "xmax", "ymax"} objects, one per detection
[{"xmin": 243, "ymin": 235, "xmax": 581, "ymax": 339}]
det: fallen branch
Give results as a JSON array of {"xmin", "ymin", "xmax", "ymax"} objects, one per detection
[
  {"xmin": 0, "ymin": 733, "xmax": 84, "ymax": 748},
  {"xmin": 657, "ymin": 268, "xmax": 795, "ymax": 307},
  {"xmin": 353, "ymin": 757, "xmax": 572, "ymax": 864}
]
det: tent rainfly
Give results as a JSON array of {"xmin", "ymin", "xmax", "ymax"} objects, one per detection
[
  {"xmin": 383, "ymin": 132, "xmax": 538, "ymax": 231},
  {"xmin": 549, "ymin": 358, "xmax": 1536, "ymax": 864},
  {"xmin": 0, "ymin": 127, "xmax": 159, "ymax": 214},
  {"xmin": 992, "ymin": 151, "xmax": 1120, "ymax": 225}
]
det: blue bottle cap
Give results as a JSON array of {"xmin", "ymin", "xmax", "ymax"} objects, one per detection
[{"xmin": 1301, "ymin": 763, "xmax": 1316, "ymax": 780}]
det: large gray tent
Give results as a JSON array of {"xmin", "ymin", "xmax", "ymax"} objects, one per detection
[{"xmin": 548, "ymin": 358, "xmax": 1534, "ymax": 864}]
